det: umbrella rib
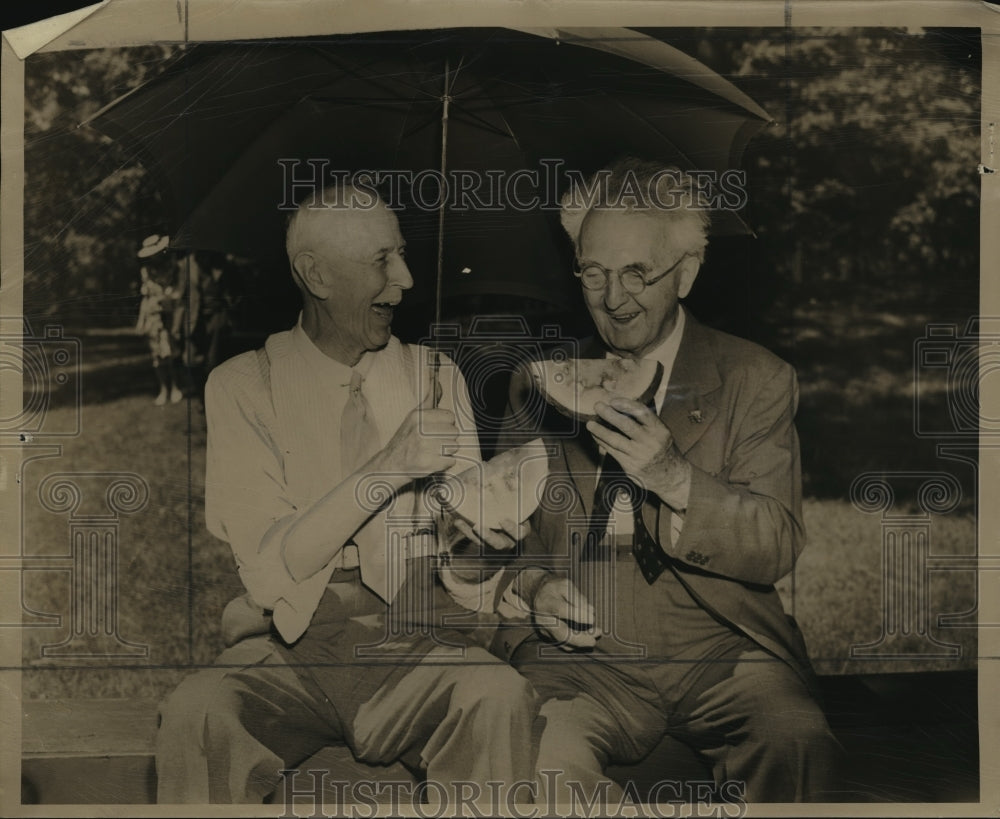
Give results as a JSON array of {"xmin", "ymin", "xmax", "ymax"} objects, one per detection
[
  {"xmin": 176, "ymin": 47, "xmax": 277, "ymax": 117},
  {"xmin": 445, "ymin": 102, "xmax": 523, "ymax": 141},
  {"xmin": 309, "ymin": 45, "xmax": 441, "ymax": 104},
  {"xmin": 490, "ymin": 107, "xmax": 523, "ymax": 152},
  {"xmin": 389, "ymin": 95, "xmax": 419, "ymax": 164},
  {"xmin": 448, "ymin": 53, "xmax": 465, "ymax": 95},
  {"xmin": 399, "ymin": 109, "xmax": 453, "ymax": 141},
  {"xmin": 81, "ymin": 45, "xmax": 189, "ymax": 126},
  {"xmin": 602, "ymin": 92, "xmax": 702, "ymax": 168},
  {"xmin": 601, "ymin": 92, "xmax": 755, "ymax": 233}
]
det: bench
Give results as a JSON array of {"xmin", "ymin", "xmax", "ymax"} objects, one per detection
[
  {"xmin": 21, "ymin": 698, "xmax": 417, "ymax": 805},
  {"xmin": 21, "ymin": 670, "xmax": 979, "ymax": 805},
  {"xmin": 20, "ymin": 697, "xmax": 708, "ymax": 806}
]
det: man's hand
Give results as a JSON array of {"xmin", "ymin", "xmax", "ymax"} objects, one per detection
[
  {"xmin": 375, "ymin": 375, "xmax": 458, "ymax": 477},
  {"xmin": 532, "ymin": 577, "xmax": 599, "ymax": 650},
  {"xmin": 587, "ymin": 397, "xmax": 692, "ymax": 511}
]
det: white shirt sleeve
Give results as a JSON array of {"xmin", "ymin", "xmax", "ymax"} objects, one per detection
[{"xmin": 204, "ymin": 358, "xmax": 336, "ymax": 642}]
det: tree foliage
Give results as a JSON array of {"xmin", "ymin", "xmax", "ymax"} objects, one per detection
[
  {"xmin": 23, "ymin": 46, "xmax": 178, "ymax": 325},
  {"xmin": 19, "ymin": 29, "xmax": 981, "ymax": 326},
  {"xmin": 725, "ymin": 28, "xmax": 979, "ymax": 305}
]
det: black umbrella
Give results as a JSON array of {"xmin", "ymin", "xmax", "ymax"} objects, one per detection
[{"xmin": 85, "ymin": 27, "xmax": 772, "ymax": 314}]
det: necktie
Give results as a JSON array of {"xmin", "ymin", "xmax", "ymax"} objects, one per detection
[
  {"xmin": 341, "ymin": 370, "xmax": 381, "ymax": 575},
  {"xmin": 631, "ymin": 491, "xmax": 668, "ymax": 585},
  {"xmin": 583, "ymin": 454, "xmax": 669, "ymax": 585},
  {"xmin": 341, "ymin": 370, "xmax": 380, "ymax": 474},
  {"xmin": 581, "ymin": 453, "xmax": 629, "ymax": 562}
]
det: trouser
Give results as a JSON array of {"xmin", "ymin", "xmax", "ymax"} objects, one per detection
[
  {"xmin": 512, "ymin": 553, "xmax": 844, "ymax": 805},
  {"xmin": 156, "ymin": 574, "xmax": 539, "ymax": 804},
  {"xmin": 514, "ymin": 641, "xmax": 842, "ymax": 806}
]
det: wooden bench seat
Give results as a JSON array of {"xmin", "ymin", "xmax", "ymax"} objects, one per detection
[
  {"xmin": 20, "ymin": 670, "xmax": 980, "ymax": 805},
  {"xmin": 20, "ymin": 696, "xmax": 707, "ymax": 806},
  {"xmin": 21, "ymin": 698, "xmax": 417, "ymax": 805}
]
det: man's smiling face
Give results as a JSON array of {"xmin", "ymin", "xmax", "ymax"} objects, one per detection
[
  {"xmin": 577, "ymin": 208, "xmax": 699, "ymax": 360},
  {"xmin": 302, "ymin": 199, "xmax": 412, "ymax": 363}
]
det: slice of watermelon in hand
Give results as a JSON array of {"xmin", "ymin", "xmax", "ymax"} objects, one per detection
[
  {"xmin": 436, "ymin": 438, "xmax": 549, "ymax": 548},
  {"xmin": 529, "ymin": 358, "xmax": 664, "ymax": 422}
]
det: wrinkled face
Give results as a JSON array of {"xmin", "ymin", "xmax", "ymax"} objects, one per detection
[
  {"xmin": 577, "ymin": 209, "xmax": 698, "ymax": 360},
  {"xmin": 303, "ymin": 202, "xmax": 412, "ymax": 359}
]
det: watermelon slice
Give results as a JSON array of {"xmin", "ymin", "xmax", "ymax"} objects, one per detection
[
  {"xmin": 434, "ymin": 440, "xmax": 548, "ymax": 605},
  {"xmin": 440, "ymin": 438, "xmax": 549, "ymax": 535},
  {"xmin": 529, "ymin": 358, "xmax": 664, "ymax": 421}
]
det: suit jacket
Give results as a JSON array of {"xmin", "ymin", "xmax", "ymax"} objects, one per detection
[{"xmin": 491, "ymin": 312, "xmax": 813, "ymax": 680}]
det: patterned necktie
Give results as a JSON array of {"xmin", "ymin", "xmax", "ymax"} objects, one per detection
[
  {"xmin": 631, "ymin": 490, "xmax": 668, "ymax": 585},
  {"xmin": 341, "ymin": 369, "xmax": 380, "ymax": 474},
  {"xmin": 340, "ymin": 370, "xmax": 382, "ymax": 576},
  {"xmin": 583, "ymin": 453, "xmax": 669, "ymax": 585}
]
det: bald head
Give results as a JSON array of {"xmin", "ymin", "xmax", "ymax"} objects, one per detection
[
  {"xmin": 284, "ymin": 184, "xmax": 412, "ymax": 365},
  {"xmin": 286, "ymin": 185, "xmax": 383, "ymax": 279}
]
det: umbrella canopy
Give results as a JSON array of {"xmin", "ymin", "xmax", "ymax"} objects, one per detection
[{"xmin": 86, "ymin": 27, "xmax": 773, "ymax": 310}]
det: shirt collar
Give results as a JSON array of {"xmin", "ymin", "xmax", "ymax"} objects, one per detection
[
  {"xmin": 290, "ymin": 313, "xmax": 364, "ymax": 386},
  {"xmin": 606, "ymin": 305, "xmax": 686, "ymax": 372},
  {"xmin": 642, "ymin": 305, "xmax": 686, "ymax": 373}
]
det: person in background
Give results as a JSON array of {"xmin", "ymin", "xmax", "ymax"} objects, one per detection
[
  {"xmin": 172, "ymin": 250, "xmax": 239, "ymax": 407},
  {"xmin": 195, "ymin": 250, "xmax": 238, "ymax": 377},
  {"xmin": 135, "ymin": 233, "xmax": 184, "ymax": 405}
]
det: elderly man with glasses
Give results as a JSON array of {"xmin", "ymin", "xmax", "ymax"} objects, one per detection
[{"xmin": 493, "ymin": 159, "xmax": 842, "ymax": 806}]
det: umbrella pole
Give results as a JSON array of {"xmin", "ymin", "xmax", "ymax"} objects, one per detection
[
  {"xmin": 417, "ymin": 60, "xmax": 452, "ymax": 542},
  {"xmin": 431, "ymin": 58, "xmax": 451, "ymax": 405}
]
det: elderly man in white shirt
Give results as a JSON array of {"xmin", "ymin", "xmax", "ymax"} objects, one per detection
[{"xmin": 155, "ymin": 185, "xmax": 537, "ymax": 805}]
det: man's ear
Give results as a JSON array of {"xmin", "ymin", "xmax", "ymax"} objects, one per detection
[
  {"xmin": 292, "ymin": 252, "xmax": 327, "ymax": 299},
  {"xmin": 677, "ymin": 256, "xmax": 700, "ymax": 299}
]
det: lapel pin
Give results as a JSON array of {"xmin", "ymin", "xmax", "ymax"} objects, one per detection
[{"xmin": 688, "ymin": 409, "xmax": 703, "ymax": 424}]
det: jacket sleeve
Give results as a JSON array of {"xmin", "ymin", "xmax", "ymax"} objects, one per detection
[{"xmin": 659, "ymin": 360, "xmax": 804, "ymax": 585}]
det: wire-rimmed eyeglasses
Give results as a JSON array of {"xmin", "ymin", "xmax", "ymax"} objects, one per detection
[{"xmin": 573, "ymin": 253, "xmax": 691, "ymax": 294}]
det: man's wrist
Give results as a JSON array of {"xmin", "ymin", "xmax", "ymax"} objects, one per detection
[
  {"xmin": 513, "ymin": 567, "xmax": 551, "ymax": 608},
  {"xmin": 653, "ymin": 457, "xmax": 692, "ymax": 513},
  {"xmin": 361, "ymin": 450, "xmax": 409, "ymax": 490}
]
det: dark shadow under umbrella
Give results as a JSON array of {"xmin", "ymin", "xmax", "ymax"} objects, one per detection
[{"xmin": 84, "ymin": 27, "xmax": 773, "ymax": 320}]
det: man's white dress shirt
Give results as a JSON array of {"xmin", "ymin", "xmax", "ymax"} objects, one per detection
[{"xmin": 205, "ymin": 322, "xmax": 479, "ymax": 642}]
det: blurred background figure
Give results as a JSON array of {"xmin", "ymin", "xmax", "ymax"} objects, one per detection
[
  {"xmin": 171, "ymin": 250, "xmax": 240, "ymax": 409},
  {"xmin": 192, "ymin": 250, "xmax": 239, "ymax": 386},
  {"xmin": 135, "ymin": 233, "xmax": 184, "ymax": 405}
]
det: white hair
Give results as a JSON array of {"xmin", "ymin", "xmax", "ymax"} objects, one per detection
[{"xmin": 560, "ymin": 158, "xmax": 711, "ymax": 262}]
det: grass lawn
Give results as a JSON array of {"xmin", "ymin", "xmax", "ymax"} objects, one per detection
[
  {"xmin": 17, "ymin": 328, "xmax": 978, "ymax": 701},
  {"xmin": 779, "ymin": 499, "xmax": 977, "ymax": 676}
]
